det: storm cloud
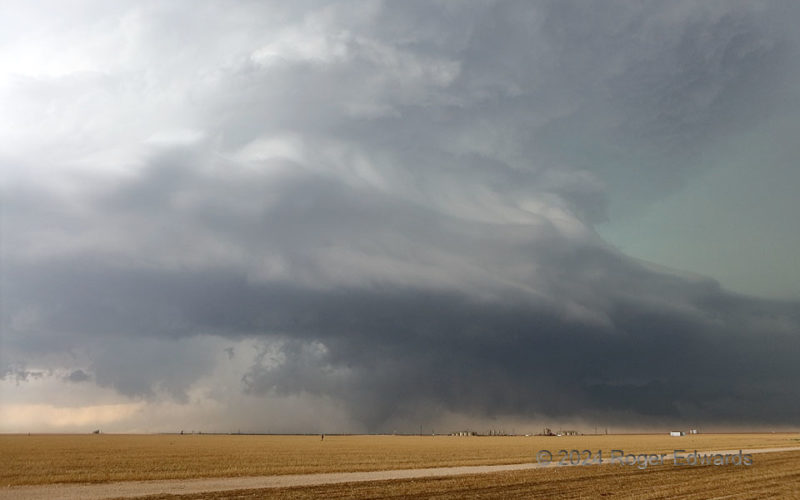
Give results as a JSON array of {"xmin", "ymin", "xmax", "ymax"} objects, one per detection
[{"xmin": 2, "ymin": 0, "xmax": 799, "ymax": 432}]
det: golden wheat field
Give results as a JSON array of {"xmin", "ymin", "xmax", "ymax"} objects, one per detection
[{"xmin": 2, "ymin": 433, "xmax": 799, "ymax": 487}]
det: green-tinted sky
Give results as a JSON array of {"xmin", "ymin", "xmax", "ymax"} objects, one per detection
[{"xmin": 600, "ymin": 114, "xmax": 800, "ymax": 300}]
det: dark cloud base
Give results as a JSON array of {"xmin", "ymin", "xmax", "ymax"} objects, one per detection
[
  {"xmin": 3, "ymin": 0, "xmax": 800, "ymax": 433},
  {"xmin": 7, "ymin": 255, "xmax": 800, "ymax": 431}
]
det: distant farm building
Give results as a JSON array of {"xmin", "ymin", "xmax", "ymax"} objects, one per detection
[
  {"xmin": 537, "ymin": 428, "xmax": 580, "ymax": 436},
  {"xmin": 451, "ymin": 431, "xmax": 476, "ymax": 436},
  {"xmin": 487, "ymin": 430, "xmax": 510, "ymax": 436},
  {"xmin": 670, "ymin": 431, "xmax": 685, "ymax": 437}
]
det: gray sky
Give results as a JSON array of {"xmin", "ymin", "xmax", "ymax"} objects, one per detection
[{"xmin": 1, "ymin": 0, "xmax": 799, "ymax": 433}]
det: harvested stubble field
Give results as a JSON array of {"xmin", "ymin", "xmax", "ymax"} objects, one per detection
[
  {"xmin": 2, "ymin": 433, "xmax": 799, "ymax": 487},
  {"xmin": 133, "ymin": 450, "xmax": 800, "ymax": 500}
]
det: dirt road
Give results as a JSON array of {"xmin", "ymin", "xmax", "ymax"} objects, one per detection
[{"xmin": 4, "ymin": 446, "xmax": 800, "ymax": 500}]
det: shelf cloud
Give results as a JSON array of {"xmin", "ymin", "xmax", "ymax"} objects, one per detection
[{"xmin": 2, "ymin": 0, "xmax": 799, "ymax": 433}]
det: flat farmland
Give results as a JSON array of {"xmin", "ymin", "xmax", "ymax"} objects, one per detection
[
  {"xmin": 2, "ymin": 433, "xmax": 799, "ymax": 486},
  {"xmin": 134, "ymin": 450, "xmax": 800, "ymax": 500}
]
